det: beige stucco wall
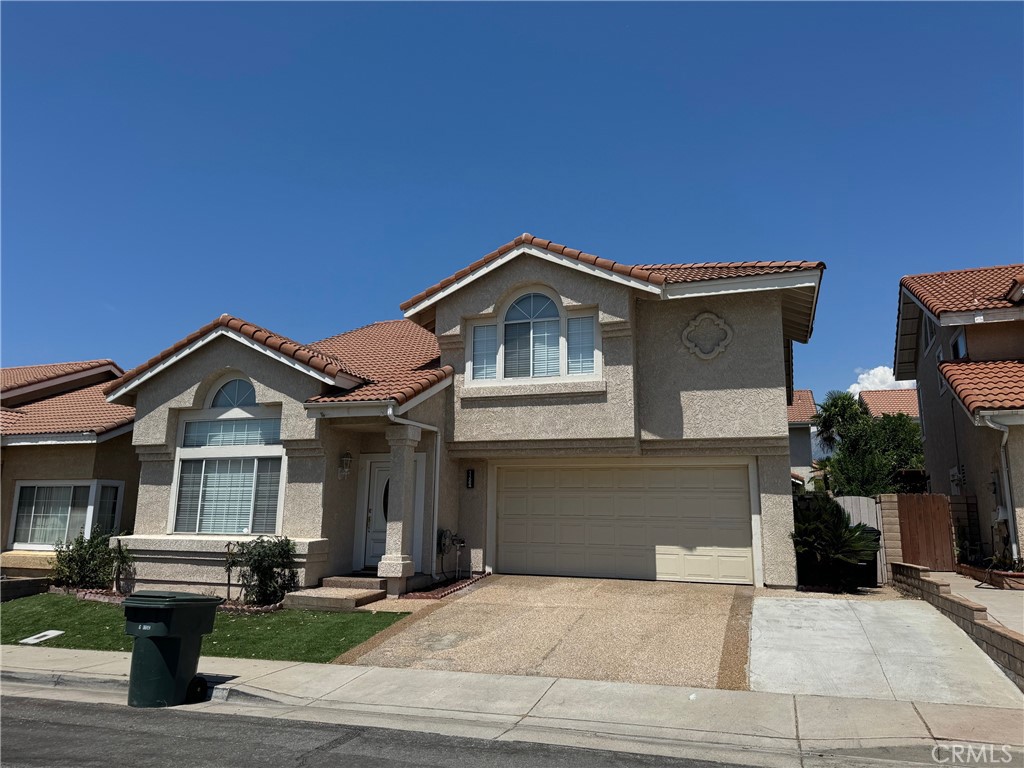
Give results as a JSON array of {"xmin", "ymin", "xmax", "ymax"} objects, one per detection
[
  {"xmin": 435, "ymin": 255, "xmax": 638, "ymax": 442},
  {"xmin": 916, "ymin": 323, "xmax": 1017, "ymax": 557},
  {"xmin": 965, "ymin": 321, "xmax": 1024, "ymax": 361},
  {"xmin": 636, "ymin": 292, "xmax": 788, "ymax": 441},
  {"xmin": 1, "ymin": 435, "xmax": 141, "ymax": 550},
  {"xmin": 758, "ymin": 453, "xmax": 798, "ymax": 586}
]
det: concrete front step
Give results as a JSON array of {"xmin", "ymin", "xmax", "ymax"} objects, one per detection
[
  {"xmin": 321, "ymin": 575, "xmax": 386, "ymax": 590},
  {"xmin": 283, "ymin": 587, "xmax": 385, "ymax": 612}
]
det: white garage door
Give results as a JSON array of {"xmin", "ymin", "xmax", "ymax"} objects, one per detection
[{"xmin": 497, "ymin": 464, "xmax": 753, "ymax": 584}]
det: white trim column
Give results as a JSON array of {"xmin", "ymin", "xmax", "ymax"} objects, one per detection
[{"xmin": 378, "ymin": 424, "xmax": 421, "ymax": 596}]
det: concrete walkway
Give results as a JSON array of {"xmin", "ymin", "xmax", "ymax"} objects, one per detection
[
  {"xmin": 749, "ymin": 597, "xmax": 1023, "ymax": 707},
  {"xmin": 933, "ymin": 571, "xmax": 1024, "ymax": 635},
  {"xmin": 2, "ymin": 645, "xmax": 1022, "ymax": 768}
]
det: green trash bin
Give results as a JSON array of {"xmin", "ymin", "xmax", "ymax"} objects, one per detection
[{"xmin": 123, "ymin": 591, "xmax": 223, "ymax": 708}]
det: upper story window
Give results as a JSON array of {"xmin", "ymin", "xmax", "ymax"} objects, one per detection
[
  {"xmin": 922, "ymin": 317, "xmax": 937, "ymax": 352},
  {"xmin": 469, "ymin": 292, "xmax": 598, "ymax": 382},
  {"xmin": 172, "ymin": 377, "xmax": 283, "ymax": 536},
  {"xmin": 212, "ymin": 379, "xmax": 257, "ymax": 408},
  {"xmin": 950, "ymin": 331, "xmax": 967, "ymax": 360}
]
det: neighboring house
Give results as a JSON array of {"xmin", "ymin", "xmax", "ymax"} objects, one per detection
[
  {"xmin": 1, "ymin": 360, "xmax": 139, "ymax": 575},
  {"xmin": 788, "ymin": 389, "xmax": 816, "ymax": 484},
  {"xmin": 895, "ymin": 264, "xmax": 1024, "ymax": 561},
  {"xmin": 858, "ymin": 388, "xmax": 920, "ymax": 423},
  {"xmin": 106, "ymin": 233, "xmax": 825, "ymax": 595}
]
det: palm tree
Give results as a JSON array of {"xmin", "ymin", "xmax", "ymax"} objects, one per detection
[{"xmin": 812, "ymin": 390, "xmax": 868, "ymax": 453}]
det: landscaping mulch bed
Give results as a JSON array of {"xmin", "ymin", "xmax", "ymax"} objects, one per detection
[{"xmin": 400, "ymin": 572, "xmax": 488, "ymax": 600}]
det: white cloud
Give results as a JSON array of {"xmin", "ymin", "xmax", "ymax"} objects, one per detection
[{"xmin": 847, "ymin": 366, "xmax": 916, "ymax": 397}]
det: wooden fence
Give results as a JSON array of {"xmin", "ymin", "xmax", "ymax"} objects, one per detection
[{"xmin": 895, "ymin": 493, "xmax": 956, "ymax": 571}]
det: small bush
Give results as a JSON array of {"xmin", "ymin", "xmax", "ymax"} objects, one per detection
[
  {"xmin": 53, "ymin": 534, "xmax": 133, "ymax": 591},
  {"xmin": 225, "ymin": 537, "xmax": 298, "ymax": 605},
  {"xmin": 792, "ymin": 494, "xmax": 880, "ymax": 592}
]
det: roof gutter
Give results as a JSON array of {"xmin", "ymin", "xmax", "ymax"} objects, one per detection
[
  {"xmin": 386, "ymin": 404, "xmax": 441, "ymax": 581},
  {"xmin": 981, "ymin": 416, "xmax": 1020, "ymax": 560}
]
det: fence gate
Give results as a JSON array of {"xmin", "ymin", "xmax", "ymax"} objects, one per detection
[
  {"xmin": 896, "ymin": 493, "xmax": 956, "ymax": 570},
  {"xmin": 836, "ymin": 496, "xmax": 886, "ymax": 584}
]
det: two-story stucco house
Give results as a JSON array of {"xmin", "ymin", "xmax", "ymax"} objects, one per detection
[
  {"xmin": 895, "ymin": 264, "xmax": 1024, "ymax": 562},
  {"xmin": 107, "ymin": 234, "xmax": 824, "ymax": 595}
]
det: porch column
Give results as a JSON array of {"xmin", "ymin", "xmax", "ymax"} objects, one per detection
[{"xmin": 378, "ymin": 424, "xmax": 421, "ymax": 596}]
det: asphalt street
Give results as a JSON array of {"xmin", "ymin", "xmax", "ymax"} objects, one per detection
[{"xmin": 0, "ymin": 696, "xmax": 740, "ymax": 768}]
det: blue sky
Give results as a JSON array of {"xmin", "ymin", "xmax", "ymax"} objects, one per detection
[{"xmin": 3, "ymin": 2, "xmax": 1021, "ymax": 401}]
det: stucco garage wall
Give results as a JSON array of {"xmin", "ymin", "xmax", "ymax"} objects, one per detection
[
  {"xmin": 757, "ymin": 453, "xmax": 797, "ymax": 587},
  {"xmin": 434, "ymin": 255, "xmax": 638, "ymax": 443},
  {"xmin": 635, "ymin": 292, "xmax": 788, "ymax": 441}
]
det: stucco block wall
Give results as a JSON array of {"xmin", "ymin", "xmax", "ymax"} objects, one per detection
[
  {"xmin": 636, "ymin": 292, "xmax": 788, "ymax": 441},
  {"xmin": 434, "ymin": 255, "xmax": 638, "ymax": 443},
  {"xmin": 1, "ymin": 436, "xmax": 140, "ymax": 549},
  {"xmin": 758, "ymin": 454, "xmax": 797, "ymax": 587},
  {"xmin": 456, "ymin": 458, "xmax": 487, "ymax": 574}
]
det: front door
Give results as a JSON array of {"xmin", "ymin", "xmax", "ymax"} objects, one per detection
[{"xmin": 363, "ymin": 461, "xmax": 390, "ymax": 567}]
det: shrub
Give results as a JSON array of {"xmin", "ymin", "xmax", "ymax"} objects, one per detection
[
  {"xmin": 792, "ymin": 494, "xmax": 880, "ymax": 592},
  {"xmin": 225, "ymin": 536, "xmax": 298, "ymax": 605},
  {"xmin": 53, "ymin": 534, "xmax": 134, "ymax": 591}
]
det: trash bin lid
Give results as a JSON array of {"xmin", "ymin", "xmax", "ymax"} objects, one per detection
[{"xmin": 123, "ymin": 590, "xmax": 224, "ymax": 607}]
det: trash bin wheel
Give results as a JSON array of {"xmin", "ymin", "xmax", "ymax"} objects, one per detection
[{"xmin": 186, "ymin": 675, "xmax": 208, "ymax": 704}]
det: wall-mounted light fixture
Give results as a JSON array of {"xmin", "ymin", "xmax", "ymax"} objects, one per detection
[
  {"xmin": 466, "ymin": 469, "xmax": 475, "ymax": 489},
  {"xmin": 338, "ymin": 452, "xmax": 353, "ymax": 480}
]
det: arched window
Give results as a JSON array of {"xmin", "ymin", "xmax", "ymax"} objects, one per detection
[
  {"xmin": 504, "ymin": 293, "xmax": 560, "ymax": 378},
  {"xmin": 470, "ymin": 291, "xmax": 597, "ymax": 381},
  {"xmin": 212, "ymin": 379, "xmax": 257, "ymax": 408}
]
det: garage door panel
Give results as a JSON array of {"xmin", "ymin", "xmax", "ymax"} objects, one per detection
[
  {"xmin": 558, "ymin": 520, "xmax": 586, "ymax": 546},
  {"xmin": 497, "ymin": 465, "xmax": 753, "ymax": 585}
]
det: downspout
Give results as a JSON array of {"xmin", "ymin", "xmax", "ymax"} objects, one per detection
[
  {"xmin": 386, "ymin": 404, "xmax": 441, "ymax": 580},
  {"xmin": 982, "ymin": 416, "xmax": 1020, "ymax": 560}
]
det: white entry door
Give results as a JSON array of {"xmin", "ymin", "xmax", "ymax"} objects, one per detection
[{"xmin": 363, "ymin": 461, "xmax": 390, "ymax": 567}]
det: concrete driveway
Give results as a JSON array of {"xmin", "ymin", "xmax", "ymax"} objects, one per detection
[
  {"xmin": 749, "ymin": 596, "xmax": 1024, "ymax": 707},
  {"xmin": 346, "ymin": 575, "xmax": 752, "ymax": 689}
]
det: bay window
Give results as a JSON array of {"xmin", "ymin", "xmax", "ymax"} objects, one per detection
[
  {"xmin": 172, "ymin": 378, "xmax": 284, "ymax": 536},
  {"xmin": 469, "ymin": 292, "xmax": 599, "ymax": 382}
]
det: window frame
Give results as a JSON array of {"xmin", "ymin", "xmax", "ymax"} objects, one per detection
[
  {"xmin": 8, "ymin": 479, "xmax": 125, "ymax": 551},
  {"xmin": 950, "ymin": 329, "xmax": 967, "ymax": 360},
  {"xmin": 464, "ymin": 288, "xmax": 602, "ymax": 386},
  {"xmin": 168, "ymin": 401, "xmax": 286, "ymax": 536}
]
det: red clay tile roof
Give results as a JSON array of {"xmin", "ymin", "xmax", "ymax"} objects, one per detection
[
  {"xmin": 104, "ymin": 315, "xmax": 368, "ymax": 396},
  {"xmin": 635, "ymin": 261, "xmax": 825, "ymax": 283},
  {"xmin": 939, "ymin": 360, "xmax": 1024, "ymax": 415},
  {"xmin": 308, "ymin": 320, "xmax": 452, "ymax": 405},
  {"xmin": 1, "ymin": 382, "xmax": 135, "ymax": 437},
  {"xmin": 901, "ymin": 264, "xmax": 1024, "ymax": 317},
  {"xmin": 401, "ymin": 233, "xmax": 825, "ymax": 312},
  {"xmin": 400, "ymin": 233, "xmax": 666, "ymax": 312},
  {"xmin": 2, "ymin": 359, "xmax": 120, "ymax": 393},
  {"xmin": 858, "ymin": 389, "xmax": 920, "ymax": 418},
  {"xmin": 788, "ymin": 389, "xmax": 817, "ymax": 423}
]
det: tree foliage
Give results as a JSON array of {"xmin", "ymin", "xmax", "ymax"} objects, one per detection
[{"xmin": 812, "ymin": 392, "xmax": 924, "ymax": 496}]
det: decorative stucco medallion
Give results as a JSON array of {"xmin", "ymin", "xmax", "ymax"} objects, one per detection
[{"xmin": 681, "ymin": 312, "xmax": 733, "ymax": 360}]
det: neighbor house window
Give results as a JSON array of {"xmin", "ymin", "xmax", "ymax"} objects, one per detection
[
  {"xmin": 469, "ymin": 292, "xmax": 599, "ymax": 381},
  {"xmin": 950, "ymin": 331, "xmax": 967, "ymax": 360},
  {"xmin": 172, "ymin": 378, "xmax": 284, "ymax": 535},
  {"xmin": 10, "ymin": 480, "xmax": 124, "ymax": 549}
]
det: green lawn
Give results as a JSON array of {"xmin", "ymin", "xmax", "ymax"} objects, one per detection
[{"xmin": 0, "ymin": 594, "xmax": 407, "ymax": 663}]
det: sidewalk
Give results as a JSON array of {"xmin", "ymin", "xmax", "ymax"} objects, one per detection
[
  {"xmin": 2, "ymin": 645, "xmax": 1022, "ymax": 768},
  {"xmin": 934, "ymin": 571, "xmax": 1024, "ymax": 635}
]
